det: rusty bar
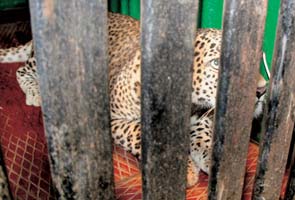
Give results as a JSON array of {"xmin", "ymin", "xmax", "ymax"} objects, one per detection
[
  {"xmin": 253, "ymin": 0, "xmax": 295, "ymax": 199},
  {"xmin": 285, "ymin": 125, "xmax": 295, "ymax": 200},
  {"xmin": 28, "ymin": 0, "xmax": 114, "ymax": 199},
  {"xmin": 141, "ymin": 0, "xmax": 198, "ymax": 199},
  {"xmin": 208, "ymin": 0, "xmax": 267, "ymax": 199},
  {"xmin": 0, "ymin": 147, "xmax": 12, "ymax": 200}
]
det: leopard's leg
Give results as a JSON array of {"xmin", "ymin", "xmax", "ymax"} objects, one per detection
[
  {"xmin": 190, "ymin": 115, "xmax": 213, "ymax": 174},
  {"xmin": 187, "ymin": 155, "xmax": 200, "ymax": 188},
  {"xmin": 16, "ymin": 57, "xmax": 41, "ymax": 107},
  {"xmin": 111, "ymin": 118, "xmax": 142, "ymax": 159},
  {"xmin": 0, "ymin": 41, "xmax": 33, "ymax": 63},
  {"xmin": 111, "ymin": 118, "xmax": 200, "ymax": 187}
]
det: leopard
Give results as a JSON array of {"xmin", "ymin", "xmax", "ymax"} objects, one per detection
[
  {"xmin": 189, "ymin": 73, "xmax": 267, "ymax": 174},
  {"xmin": 0, "ymin": 40, "xmax": 39, "ymax": 106},
  {"xmin": 0, "ymin": 12, "xmax": 267, "ymax": 187}
]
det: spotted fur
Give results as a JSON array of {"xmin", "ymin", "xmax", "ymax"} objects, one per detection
[
  {"xmin": 189, "ymin": 115, "xmax": 213, "ymax": 174},
  {"xmin": 192, "ymin": 29, "xmax": 221, "ymax": 109},
  {"xmin": 189, "ymin": 74, "xmax": 267, "ymax": 174},
  {"xmin": 16, "ymin": 56, "xmax": 41, "ymax": 107},
  {"xmin": 0, "ymin": 12, "xmax": 266, "ymax": 188},
  {"xmin": 0, "ymin": 41, "xmax": 39, "ymax": 106},
  {"xmin": 0, "ymin": 41, "xmax": 32, "ymax": 63}
]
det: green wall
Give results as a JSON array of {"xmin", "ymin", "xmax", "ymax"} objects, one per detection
[
  {"xmin": 0, "ymin": 0, "xmax": 27, "ymax": 10},
  {"xmin": 262, "ymin": 0, "xmax": 280, "ymax": 80},
  {"xmin": 199, "ymin": 0, "xmax": 223, "ymax": 29},
  {"xmin": 109, "ymin": 0, "xmax": 280, "ymax": 80},
  {"xmin": 108, "ymin": 0, "xmax": 140, "ymax": 19}
]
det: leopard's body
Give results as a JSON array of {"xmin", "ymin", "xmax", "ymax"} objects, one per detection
[
  {"xmin": 0, "ymin": 12, "xmax": 266, "ymax": 187},
  {"xmin": 0, "ymin": 40, "xmax": 33, "ymax": 63}
]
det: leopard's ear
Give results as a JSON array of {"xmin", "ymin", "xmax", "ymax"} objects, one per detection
[
  {"xmin": 256, "ymin": 74, "xmax": 267, "ymax": 98},
  {"xmin": 257, "ymin": 74, "xmax": 267, "ymax": 88},
  {"xmin": 253, "ymin": 74, "xmax": 267, "ymax": 119}
]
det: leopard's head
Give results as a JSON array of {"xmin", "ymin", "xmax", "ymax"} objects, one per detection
[
  {"xmin": 192, "ymin": 29, "xmax": 222, "ymax": 109},
  {"xmin": 191, "ymin": 29, "xmax": 267, "ymax": 117}
]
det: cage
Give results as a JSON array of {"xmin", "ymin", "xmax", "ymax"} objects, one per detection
[{"xmin": 0, "ymin": 0, "xmax": 294, "ymax": 200}]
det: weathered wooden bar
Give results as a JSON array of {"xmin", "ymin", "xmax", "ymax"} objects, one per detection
[
  {"xmin": 253, "ymin": 0, "xmax": 295, "ymax": 199},
  {"xmin": 285, "ymin": 126, "xmax": 295, "ymax": 200},
  {"xmin": 29, "ymin": 1, "xmax": 114, "ymax": 199},
  {"xmin": 141, "ymin": 0, "xmax": 198, "ymax": 199},
  {"xmin": 209, "ymin": 0, "xmax": 267, "ymax": 199},
  {"xmin": 0, "ymin": 148, "xmax": 12, "ymax": 200}
]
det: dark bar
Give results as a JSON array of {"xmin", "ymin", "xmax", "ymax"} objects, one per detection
[
  {"xmin": 286, "ymin": 125, "xmax": 295, "ymax": 169},
  {"xmin": 0, "ymin": 148, "xmax": 12, "ymax": 200},
  {"xmin": 209, "ymin": 0, "xmax": 267, "ymax": 199},
  {"xmin": 253, "ymin": 0, "xmax": 295, "ymax": 199},
  {"xmin": 141, "ymin": 0, "xmax": 198, "ymax": 199},
  {"xmin": 29, "ymin": 1, "xmax": 114, "ymax": 199},
  {"xmin": 286, "ymin": 165, "xmax": 295, "ymax": 200},
  {"xmin": 285, "ymin": 126, "xmax": 295, "ymax": 200}
]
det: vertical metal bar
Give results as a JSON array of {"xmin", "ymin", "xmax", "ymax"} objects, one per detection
[
  {"xmin": 253, "ymin": 0, "xmax": 295, "ymax": 199},
  {"xmin": 29, "ymin": 1, "xmax": 114, "ymax": 199},
  {"xmin": 141, "ymin": 0, "xmax": 198, "ymax": 199},
  {"xmin": 0, "ymin": 147, "xmax": 12, "ymax": 200},
  {"xmin": 285, "ymin": 125, "xmax": 295, "ymax": 200},
  {"xmin": 209, "ymin": 0, "xmax": 267, "ymax": 199}
]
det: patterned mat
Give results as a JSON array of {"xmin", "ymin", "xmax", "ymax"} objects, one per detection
[
  {"xmin": 0, "ymin": 62, "xmax": 289, "ymax": 199},
  {"xmin": 0, "ymin": 62, "xmax": 55, "ymax": 199}
]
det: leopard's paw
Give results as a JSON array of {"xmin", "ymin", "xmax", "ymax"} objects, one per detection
[
  {"xmin": 16, "ymin": 61, "xmax": 41, "ymax": 107},
  {"xmin": 25, "ymin": 87, "xmax": 41, "ymax": 107},
  {"xmin": 187, "ymin": 156, "xmax": 200, "ymax": 188}
]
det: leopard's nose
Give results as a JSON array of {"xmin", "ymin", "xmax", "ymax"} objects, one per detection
[{"xmin": 256, "ymin": 86, "xmax": 266, "ymax": 98}]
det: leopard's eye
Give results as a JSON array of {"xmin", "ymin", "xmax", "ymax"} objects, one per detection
[{"xmin": 210, "ymin": 58, "xmax": 219, "ymax": 70}]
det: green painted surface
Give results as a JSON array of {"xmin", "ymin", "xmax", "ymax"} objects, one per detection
[
  {"xmin": 108, "ymin": 0, "xmax": 120, "ymax": 12},
  {"xmin": 0, "ymin": 0, "xmax": 27, "ymax": 10},
  {"xmin": 108, "ymin": 0, "xmax": 140, "ymax": 20},
  {"xmin": 120, "ymin": 0, "xmax": 129, "ymax": 15},
  {"xmin": 260, "ymin": 0, "xmax": 280, "ymax": 80},
  {"xmin": 129, "ymin": 0, "xmax": 140, "ymax": 20},
  {"xmin": 199, "ymin": 0, "xmax": 223, "ymax": 29}
]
